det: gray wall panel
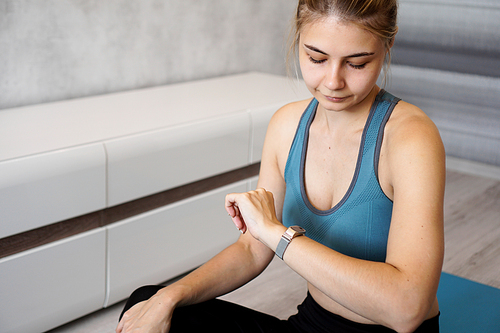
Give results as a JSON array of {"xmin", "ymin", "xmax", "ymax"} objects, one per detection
[
  {"xmin": 0, "ymin": 0, "xmax": 296, "ymax": 110},
  {"xmin": 392, "ymin": 1, "xmax": 500, "ymax": 76},
  {"xmin": 398, "ymin": 0, "xmax": 500, "ymax": 54}
]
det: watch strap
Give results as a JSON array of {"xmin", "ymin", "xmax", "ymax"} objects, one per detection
[
  {"xmin": 275, "ymin": 236, "xmax": 290, "ymax": 260},
  {"xmin": 275, "ymin": 226, "xmax": 305, "ymax": 260}
]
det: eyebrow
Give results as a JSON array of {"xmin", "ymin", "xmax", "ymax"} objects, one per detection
[{"xmin": 303, "ymin": 44, "xmax": 375, "ymax": 58}]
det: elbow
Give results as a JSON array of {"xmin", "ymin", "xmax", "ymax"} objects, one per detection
[
  {"xmin": 390, "ymin": 317, "xmax": 425, "ymax": 333},
  {"xmin": 385, "ymin": 295, "xmax": 434, "ymax": 333},
  {"xmin": 389, "ymin": 314, "xmax": 426, "ymax": 333}
]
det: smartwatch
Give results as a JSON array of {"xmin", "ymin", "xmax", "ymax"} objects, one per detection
[{"xmin": 275, "ymin": 226, "xmax": 306, "ymax": 260}]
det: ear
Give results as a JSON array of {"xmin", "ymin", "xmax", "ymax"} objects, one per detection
[
  {"xmin": 388, "ymin": 26, "xmax": 398, "ymax": 49},
  {"xmin": 388, "ymin": 37, "xmax": 395, "ymax": 49}
]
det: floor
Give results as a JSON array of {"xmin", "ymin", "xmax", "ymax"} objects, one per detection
[{"xmin": 46, "ymin": 157, "xmax": 500, "ymax": 332}]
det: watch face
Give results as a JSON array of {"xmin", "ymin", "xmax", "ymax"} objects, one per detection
[{"xmin": 291, "ymin": 226, "xmax": 306, "ymax": 233}]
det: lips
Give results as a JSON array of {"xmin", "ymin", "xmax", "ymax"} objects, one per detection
[{"xmin": 323, "ymin": 94, "xmax": 348, "ymax": 102}]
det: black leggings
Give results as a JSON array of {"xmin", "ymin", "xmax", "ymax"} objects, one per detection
[{"xmin": 119, "ymin": 286, "xmax": 439, "ymax": 333}]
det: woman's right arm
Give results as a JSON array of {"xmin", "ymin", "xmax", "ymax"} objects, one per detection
[
  {"xmin": 174, "ymin": 100, "xmax": 306, "ymax": 308},
  {"xmin": 116, "ymin": 229, "xmax": 274, "ymax": 333},
  {"xmin": 166, "ymin": 99, "xmax": 305, "ymax": 309},
  {"xmin": 116, "ymin": 101, "xmax": 303, "ymax": 333}
]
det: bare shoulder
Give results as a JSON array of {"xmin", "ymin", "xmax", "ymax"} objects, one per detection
[
  {"xmin": 385, "ymin": 100, "xmax": 444, "ymax": 155},
  {"xmin": 266, "ymin": 99, "xmax": 312, "ymax": 155},
  {"xmin": 384, "ymin": 100, "xmax": 446, "ymax": 187},
  {"xmin": 268, "ymin": 98, "xmax": 312, "ymax": 134},
  {"xmin": 259, "ymin": 98, "xmax": 312, "ymax": 181}
]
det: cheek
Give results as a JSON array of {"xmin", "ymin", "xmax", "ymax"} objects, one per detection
[
  {"xmin": 349, "ymin": 67, "xmax": 381, "ymax": 92},
  {"xmin": 365, "ymin": 67, "xmax": 383, "ymax": 87},
  {"xmin": 299, "ymin": 60, "xmax": 322, "ymax": 87},
  {"xmin": 366, "ymin": 58, "xmax": 385, "ymax": 83}
]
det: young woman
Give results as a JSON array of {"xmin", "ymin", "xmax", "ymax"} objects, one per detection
[{"xmin": 116, "ymin": 1, "xmax": 445, "ymax": 332}]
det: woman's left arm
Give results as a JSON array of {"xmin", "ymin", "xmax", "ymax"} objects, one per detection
[{"xmin": 227, "ymin": 104, "xmax": 446, "ymax": 332}]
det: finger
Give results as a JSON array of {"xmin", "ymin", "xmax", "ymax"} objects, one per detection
[
  {"xmin": 230, "ymin": 212, "xmax": 247, "ymax": 232},
  {"xmin": 115, "ymin": 319, "xmax": 123, "ymax": 333},
  {"xmin": 225, "ymin": 193, "xmax": 244, "ymax": 222},
  {"xmin": 226, "ymin": 206, "xmax": 236, "ymax": 219},
  {"xmin": 116, "ymin": 312, "xmax": 131, "ymax": 333},
  {"xmin": 225, "ymin": 198, "xmax": 241, "ymax": 221},
  {"xmin": 225, "ymin": 193, "xmax": 237, "ymax": 209},
  {"xmin": 233, "ymin": 204, "xmax": 241, "ymax": 217}
]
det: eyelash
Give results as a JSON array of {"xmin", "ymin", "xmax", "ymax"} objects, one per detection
[
  {"xmin": 308, "ymin": 56, "xmax": 327, "ymax": 64},
  {"xmin": 308, "ymin": 56, "xmax": 366, "ymax": 69},
  {"xmin": 349, "ymin": 63, "xmax": 366, "ymax": 69}
]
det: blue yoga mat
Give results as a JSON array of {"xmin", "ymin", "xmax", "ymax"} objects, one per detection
[{"xmin": 438, "ymin": 272, "xmax": 500, "ymax": 332}]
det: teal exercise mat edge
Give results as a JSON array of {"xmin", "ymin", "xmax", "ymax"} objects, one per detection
[{"xmin": 438, "ymin": 272, "xmax": 500, "ymax": 332}]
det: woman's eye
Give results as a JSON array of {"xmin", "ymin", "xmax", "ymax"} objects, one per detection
[
  {"xmin": 349, "ymin": 62, "xmax": 367, "ymax": 69},
  {"xmin": 309, "ymin": 56, "xmax": 327, "ymax": 64}
]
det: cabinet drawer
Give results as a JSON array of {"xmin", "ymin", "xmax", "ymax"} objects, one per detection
[
  {"xmin": 105, "ymin": 112, "xmax": 250, "ymax": 206},
  {"xmin": 0, "ymin": 229, "xmax": 106, "ymax": 333}
]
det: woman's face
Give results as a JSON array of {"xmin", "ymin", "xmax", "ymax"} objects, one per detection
[{"xmin": 299, "ymin": 16, "xmax": 387, "ymax": 113}]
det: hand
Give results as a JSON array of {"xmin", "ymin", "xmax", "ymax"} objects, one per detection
[
  {"xmin": 225, "ymin": 188, "xmax": 282, "ymax": 244},
  {"xmin": 116, "ymin": 291, "xmax": 174, "ymax": 333}
]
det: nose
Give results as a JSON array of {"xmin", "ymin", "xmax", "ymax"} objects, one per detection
[{"xmin": 324, "ymin": 64, "xmax": 345, "ymax": 91}]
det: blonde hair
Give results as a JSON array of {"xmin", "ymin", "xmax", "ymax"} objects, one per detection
[{"xmin": 287, "ymin": 0, "xmax": 399, "ymax": 83}]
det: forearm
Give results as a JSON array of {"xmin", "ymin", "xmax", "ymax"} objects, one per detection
[
  {"xmin": 116, "ymin": 236, "xmax": 272, "ymax": 333},
  {"xmin": 264, "ymin": 228, "xmax": 395, "ymax": 314},
  {"xmin": 279, "ymin": 235, "xmax": 439, "ymax": 331},
  {"xmin": 158, "ymin": 237, "xmax": 273, "ymax": 309}
]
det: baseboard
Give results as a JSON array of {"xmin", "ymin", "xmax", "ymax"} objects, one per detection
[{"xmin": 446, "ymin": 156, "xmax": 500, "ymax": 181}]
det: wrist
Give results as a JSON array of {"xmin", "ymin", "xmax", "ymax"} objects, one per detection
[
  {"xmin": 157, "ymin": 283, "xmax": 191, "ymax": 309},
  {"xmin": 262, "ymin": 223, "xmax": 287, "ymax": 253},
  {"xmin": 275, "ymin": 225, "xmax": 306, "ymax": 260}
]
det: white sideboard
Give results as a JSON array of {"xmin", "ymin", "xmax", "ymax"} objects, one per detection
[{"xmin": 0, "ymin": 73, "xmax": 310, "ymax": 333}]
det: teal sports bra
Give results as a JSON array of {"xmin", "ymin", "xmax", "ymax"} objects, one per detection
[{"xmin": 282, "ymin": 90, "xmax": 400, "ymax": 262}]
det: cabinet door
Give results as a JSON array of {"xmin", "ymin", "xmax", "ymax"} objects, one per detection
[
  {"xmin": 0, "ymin": 229, "xmax": 106, "ymax": 333},
  {"xmin": 105, "ymin": 181, "xmax": 247, "ymax": 306}
]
